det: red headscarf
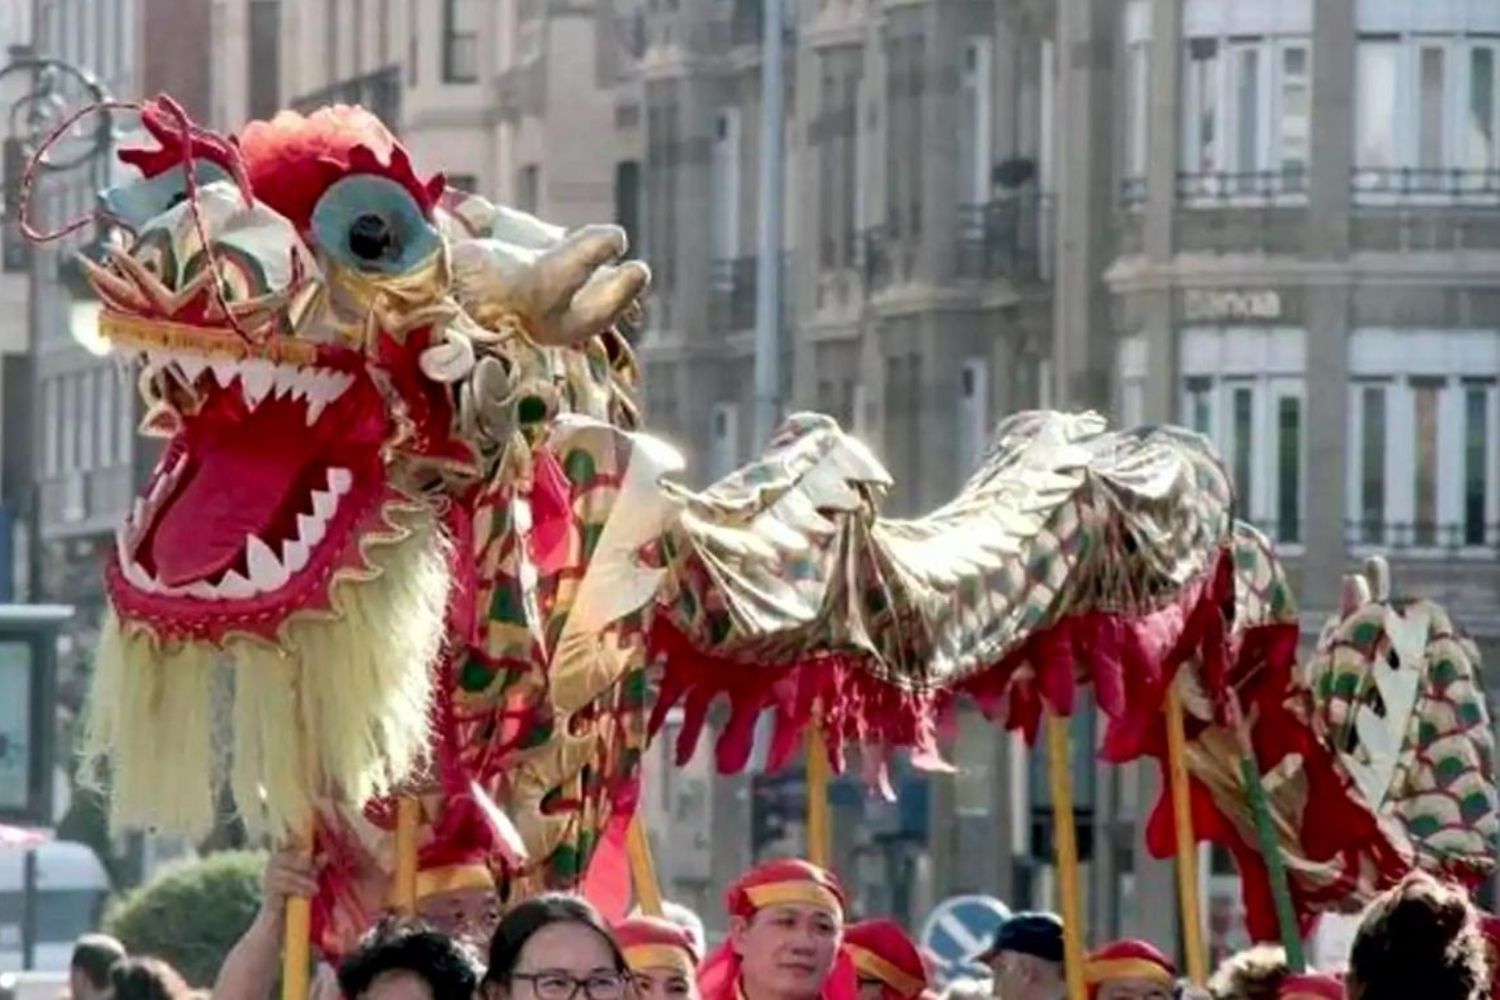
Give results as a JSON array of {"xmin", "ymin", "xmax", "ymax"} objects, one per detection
[
  {"xmin": 1278, "ymin": 973, "xmax": 1345, "ymax": 1000},
  {"xmin": 698, "ymin": 859, "xmax": 858, "ymax": 1000},
  {"xmin": 1082, "ymin": 940, "xmax": 1175, "ymax": 1000},
  {"xmin": 1479, "ymin": 913, "xmax": 1500, "ymax": 1000},
  {"xmin": 616, "ymin": 916, "xmax": 700, "ymax": 979},
  {"xmin": 842, "ymin": 920, "xmax": 934, "ymax": 1000}
]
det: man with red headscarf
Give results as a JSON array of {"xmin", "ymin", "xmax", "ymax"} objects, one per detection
[
  {"xmin": 1277, "ymin": 973, "xmax": 1345, "ymax": 1000},
  {"xmin": 617, "ymin": 915, "xmax": 702, "ymax": 1000},
  {"xmin": 842, "ymin": 920, "xmax": 934, "ymax": 1000},
  {"xmin": 699, "ymin": 859, "xmax": 858, "ymax": 1000},
  {"xmin": 1082, "ymin": 940, "xmax": 1175, "ymax": 1000}
]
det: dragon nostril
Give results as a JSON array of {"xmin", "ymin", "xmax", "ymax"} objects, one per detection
[{"xmin": 348, "ymin": 213, "xmax": 397, "ymax": 262}]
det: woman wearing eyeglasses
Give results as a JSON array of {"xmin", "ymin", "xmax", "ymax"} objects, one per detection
[
  {"xmin": 482, "ymin": 895, "xmax": 631, "ymax": 1000},
  {"xmin": 615, "ymin": 915, "xmax": 702, "ymax": 1000}
]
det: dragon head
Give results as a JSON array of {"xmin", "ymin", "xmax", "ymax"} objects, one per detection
[
  {"xmin": 1307, "ymin": 556, "xmax": 1498, "ymax": 882},
  {"xmin": 81, "ymin": 97, "xmax": 649, "ymax": 836}
]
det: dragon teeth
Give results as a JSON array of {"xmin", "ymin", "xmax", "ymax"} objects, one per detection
[{"xmin": 245, "ymin": 533, "xmax": 290, "ymax": 590}]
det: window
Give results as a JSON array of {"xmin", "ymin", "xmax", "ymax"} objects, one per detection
[
  {"xmin": 516, "ymin": 164, "xmax": 540, "ymax": 214},
  {"xmin": 443, "ymin": 0, "xmax": 479, "ymax": 83},
  {"xmin": 816, "ymin": 49, "xmax": 863, "ymax": 270},
  {"xmin": 614, "ymin": 161, "xmax": 641, "ymax": 249},
  {"xmin": 1184, "ymin": 39, "xmax": 1220, "ymax": 175},
  {"xmin": 1357, "ymin": 37, "xmax": 1500, "ymax": 197},
  {"xmin": 1418, "ymin": 46, "xmax": 1447, "ymax": 181},
  {"xmin": 1232, "ymin": 45, "xmax": 1261, "ymax": 190},
  {"xmin": 1183, "ymin": 36, "xmax": 1311, "ymax": 198},
  {"xmin": 407, "ymin": 0, "xmax": 419, "ymax": 85},
  {"xmin": 1468, "ymin": 44, "xmax": 1497, "ymax": 175},
  {"xmin": 96, "ymin": 368, "xmax": 113, "ymax": 466},
  {"xmin": 1464, "ymin": 383, "xmax": 1492, "ymax": 546},
  {"xmin": 326, "ymin": 0, "xmax": 339, "ymax": 84},
  {"xmin": 1356, "ymin": 40, "xmax": 1399, "ymax": 170},
  {"xmin": 1276, "ymin": 396, "xmax": 1302, "ymax": 543},
  {"xmin": 79, "ymin": 368, "xmax": 95, "ymax": 470},
  {"xmin": 959, "ymin": 38, "xmax": 992, "ymax": 208},
  {"xmin": 1348, "ymin": 331, "xmax": 1500, "ymax": 551},
  {"xmin": 711, "ymin": 108, "xmax": 741, "ymax": 264},
  {"xmin": 446, "ymin": 174, "xmax": 477, "ymax": 194},
  {"xmin": 1279, "ymin": 45, "xmax": 1310, "ymax": 183},
  {"xmin": 249, "ymin": 0, "xmax": 281, "ymax": 121},
  {"xmin": 60, "ymin": 376, "xmax": 77, "ymax": 472},
  {"xmin": 43, "ymin": 379, "xmax": 59, "ymax": 476},
  {"xmin": 884, "ymin": 30, "xmax": 925, "ymax": 248},
  {"xmin": 1359, "ymin": 385, "xmax": 1387, "ymax": 544},
  {"xmin": 116, "ymin": 366, "xmax": 133, "ymax": 462},
  {"xmin": 1180, "ymin": 328, "xmax": 1305, "ymax": 544}
]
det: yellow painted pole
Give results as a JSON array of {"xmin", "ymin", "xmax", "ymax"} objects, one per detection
[
  {"xmin": 805, "ymin": 723, "xmax": 831, "ymax": 868},
  {"xmin": 282, "ymin": 832, "xmax": 312, "ymax": 1000},
  {"xmin": 1165, "ymin": 684, "xmax": 1209, "ymax": 986},
  {"xmin": 392, "ymin": 796, "xmax": 420, "ymax": 914},
  {"xmin": 1045, "ymin": 711, "xmax": 1087, "ymax": 1000},
  {"xmin": 626, "ymin": 815, "xmax": 664, "ymax": 916}
]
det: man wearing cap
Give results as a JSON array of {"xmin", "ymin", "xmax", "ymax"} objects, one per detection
[
  {"xmin": 1081, "ymin": 940, "xmax": 1175, "ymax": 1000},
  {"xmin": 978, "ymin": 913, "xmax": 1066, "ymax": 1000},
  {"xmin": 617, "ymin": 914, "xmax": 702, "ymax": 1000},
  {"xmin": 842, "ymin": 920, "xmax": 934, "ymax": 1000},
  {"xmin": 1276, "ymin": 973, "xmax": 1344, "ymax": 1000},
  {"xmin": 699, "ymin": 859, "xmax": 858, "ymax": 1000}
]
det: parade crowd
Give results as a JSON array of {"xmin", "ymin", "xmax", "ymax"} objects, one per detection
[{"xmin": 61, "ymin": 855, "xmax": 1500, "ymax": 1000}]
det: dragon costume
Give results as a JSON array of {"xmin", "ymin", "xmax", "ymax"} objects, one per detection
[
  {"xmin": 1141, "ymin": 543, "xmax": 1497, "ymax": 940},
  {"xmin": 69, "ymin": 96, "xmax": 1490, "ymax": 954}
]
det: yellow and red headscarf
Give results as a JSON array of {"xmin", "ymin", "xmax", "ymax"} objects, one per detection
[
  {"xmin": 843, "ymin": 920, "xmax": 934, "ymax": 1000},
  {"xmin": 1082, "ymin": 940, "xmax": 1175, "ymax": 999},
  {"xmin": 1278, "ymin": 973, "xmax": 1345, "ymax": 1000},
  {"xmin": 616, "ymin": 916, "xmax": 701, "ymax": 979},
  {"xmin": 699, "ymin": 859, "xmax": 857, "ymax": 1000}
]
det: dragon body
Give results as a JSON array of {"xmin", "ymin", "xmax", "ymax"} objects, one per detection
[{"xmin": 72, "ymin": 97, "xmax": 1493, "ymax": 954}]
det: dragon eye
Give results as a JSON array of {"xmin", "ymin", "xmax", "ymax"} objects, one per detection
[
  {"xmin": 348, "ymin": 213, "xmax": 399, "ymax": 262},
  {"xmin": 310, "ymin": 174, "xmax": 439, "ymax": 275}
]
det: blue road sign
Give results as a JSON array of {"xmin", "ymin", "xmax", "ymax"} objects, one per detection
[{"xmin": 919, "ymin": 894, "xmax": 1011, "ymax": 985}]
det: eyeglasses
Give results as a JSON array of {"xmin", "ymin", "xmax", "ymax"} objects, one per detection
[{"xmin": 510, "ymin": 972, "xmax": 628, "ymax": 1000}]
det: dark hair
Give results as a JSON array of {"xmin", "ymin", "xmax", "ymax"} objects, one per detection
[
  {"xmin": 1207, "ymin": 944, "xmax": 1288, "ymax": 1000},
  {"xmin": 338, "ymin": 920, "xmax": 481, "ymax": 1000},
  {"xmin": 1349, "ymin": 872, "xmax": 1488, "ymax": 1000},
  {"xmin": 110, "ymin": 958, "xmax": 192, "ymax": 1000},
  {"xmin": 484, "ymin": 894, "xmax": 627, "ymax": 985},
  {"xmin": 71, "ymin": 934, "xmax": 127, "ymax": 990}
]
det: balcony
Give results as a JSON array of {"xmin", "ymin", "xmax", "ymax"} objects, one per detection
[
  {"xmin": 708, "ymin": 255, "xmax": 791, "ymax": 332},
  {"xmin": 1351, "ymin": 169, "xmax": 1500, "ymax": 253},
  {"xmin": 1174, "ymin": 171, "xmax": 1307, "ymax": 255},
  {"xmin": 1344, "ymin": 519, "xmax": 1499, "ymax": 556},
  {"xmin": 291, "ymin": 66, "xmax": 401, "ymax": 131},
  {"xmin": 955, "ymin": 195, "xmax": 1055, "ymax": 285}
]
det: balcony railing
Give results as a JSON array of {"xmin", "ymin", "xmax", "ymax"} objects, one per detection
[
  {"xmin": 1177, "ymin": 169, "xmax": 1308, "ymax": 202},
  {"xmin": 291, "ymin": 66, "xmax": 401, "ymax": 130},
  {"xmin": 1353, "ymin": 167, "xmax": 1500, "ymax": 201},
  {"xmin": 955, "ymin": 195, "xmax": 1055, "ymax": 285},
  {"xmin": 1344, "ymin": 519, "xmax": 1500, "ymax": 553}
]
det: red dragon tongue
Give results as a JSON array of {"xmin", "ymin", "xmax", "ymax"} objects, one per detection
[{"xmin": 149, "ymin": 428, "xmax": 322, "ymax": 588}]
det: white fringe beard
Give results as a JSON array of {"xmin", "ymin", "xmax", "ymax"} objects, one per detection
[{"xmin": 82, "ymin": 503, "xmax": 454, "ymax": 840}]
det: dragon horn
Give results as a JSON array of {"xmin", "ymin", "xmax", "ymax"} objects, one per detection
[
  {"xmin": 1363, "ymin": 554, "xmax": 1391, "ymax": 602},
  {"xmin": 1340, "ymin": 573, "xmax": 1372, "ymax": 616}
]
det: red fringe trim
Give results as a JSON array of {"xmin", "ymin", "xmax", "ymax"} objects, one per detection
[{"xmin": 648, "ymin": 546, "xmax": 1240, "ymax": 771}]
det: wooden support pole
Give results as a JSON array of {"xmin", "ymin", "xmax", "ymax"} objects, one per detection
[
  {"xmin": 627, "ymin": 815, "xmax": 664, "ymax": 916},
  {"xmin": 806, "ymin": 724, "xmax": 831, "ymax": 868},
  {"xmin": 393, "ymin": 796, "xmax": 420, "ymax": 915},
  {"xmin": 1045, "ymin": 711, "xmax": 1087, "ymax": 1000},
  {"xmin": 1165, "ymin": 684, "xmax": 1208, "ymax": 986},
  {"xmin": 282, "ymin": 831, "xmax": 313, "ymax": 1000}
]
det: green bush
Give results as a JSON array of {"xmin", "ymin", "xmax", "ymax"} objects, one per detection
[{"xmin": 105, "ymin": 850, "xmax": 267, "ymax": 987}]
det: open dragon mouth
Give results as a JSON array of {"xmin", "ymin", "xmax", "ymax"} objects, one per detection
[{"xmin": 109, "ymin": 343, "xmax": 395, "ymax": 625}]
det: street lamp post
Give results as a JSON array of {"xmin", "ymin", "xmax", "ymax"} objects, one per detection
[{"xmin": 0, "ymin": 45, "xmax": 114, "ymax": 603}]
